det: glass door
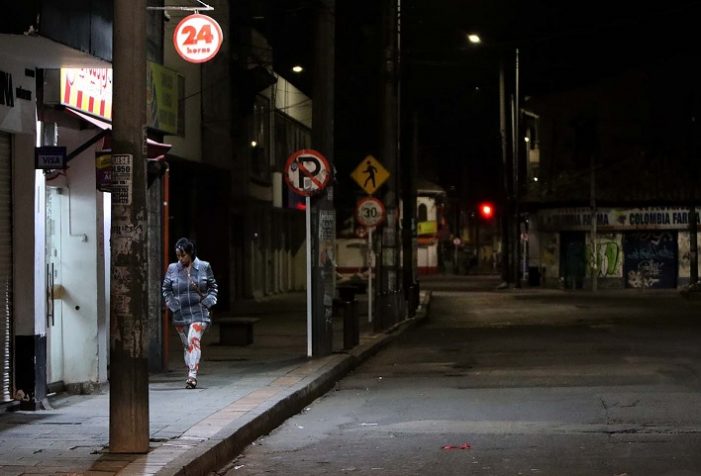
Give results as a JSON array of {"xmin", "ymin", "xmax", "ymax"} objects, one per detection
[{"xmin": 45, "ymin": 187, "xmax": 64, "ymax": 384}]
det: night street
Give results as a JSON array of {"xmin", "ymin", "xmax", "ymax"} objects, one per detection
[
  {"xmin": 219, "ymin": 275, "xmax": 701, "ymax": 476},
  {"xmin": 5, "ymin": 2, "xmax": 701, "ymax": 472}
]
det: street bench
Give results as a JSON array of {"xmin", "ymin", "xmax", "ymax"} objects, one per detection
[{"xmin": 217, "ymin": 317, "xmax": 260, "ymax": 346}]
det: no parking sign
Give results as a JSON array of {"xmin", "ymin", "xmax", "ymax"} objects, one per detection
[{"xmin": 284, "ymin": 149, "xmax": 332, "ymax": 197}]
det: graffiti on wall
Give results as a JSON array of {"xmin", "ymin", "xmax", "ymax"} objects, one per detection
[
  {"xmin": 677, "ymin": 232, "xmax": 701, "ymax": 278},
  {"xmin": 586, "ymin": 234, "xmax": 623, "ymax": 278},
  {"xmin": 623, "ymin": 232, "xmax": 677, "ymax": 289},
  {"xmin": 541, "ymin": 233, "xmax": 559, "ymax": 280}
]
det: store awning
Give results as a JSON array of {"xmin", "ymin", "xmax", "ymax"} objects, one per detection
[{"xmin": 65, "ymin": 107, "xmax": 172, "ymax": 159}]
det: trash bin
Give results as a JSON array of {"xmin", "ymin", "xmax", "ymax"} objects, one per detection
[
  {"xmin": 336, "ymin": 284, "xmax": 359, "ymax": 349},
  {"xmin": 337, "ymin": 284, "xmax": 358, "ymax": 302}
]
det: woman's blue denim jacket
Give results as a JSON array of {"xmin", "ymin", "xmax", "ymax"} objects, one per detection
[{"xmin": 162, "ymin": 257, "xmax": 218, "ymax": 326}]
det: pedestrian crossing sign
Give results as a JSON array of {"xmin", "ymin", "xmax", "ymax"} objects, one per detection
[{"xmin": 351, "ymin": 155, "xmax": 390, "ymax": 195}]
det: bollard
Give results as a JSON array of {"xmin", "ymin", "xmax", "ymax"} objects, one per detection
[
  {"xmin": 407, "ymin": 283, "xmax": 417, "ymax": 318},
  {"xmin": 413, "ymin": 281, "xmax": 420, "ymax": 314},
  {"xmin": 392, "ymin": 290, "xmax": 402, "ymax": 324},
  {"xmin": 343, "ymin": 298, "xmax": 359, "ymax": 349},
  {"xmin": 373, "ymin": 292, "xmax": 387, "ymax": 332}
]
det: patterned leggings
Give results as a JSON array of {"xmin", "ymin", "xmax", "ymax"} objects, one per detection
[{"xmin": 175, "ymin": 322, "xmax": 208, "ymax": 379}]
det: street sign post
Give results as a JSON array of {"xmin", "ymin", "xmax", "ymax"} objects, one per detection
[
  {"xmin": 355, "ymin": 196, "xmax": 385, "ymax": 323},
  {"xmin": 355, "ymin": 196, "xmax": 386, "ymax": 228},
  {"xmin": 351, "ymin": 154, "xmax": 390, "ymax": 195},
  {"xmin": 284, "ymin": 149, "xmax": 332, "ymax": 356}
]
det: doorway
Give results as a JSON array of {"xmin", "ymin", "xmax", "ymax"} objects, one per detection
[
  {"xmin": 45, "ymin": 186, "xmax": 64, "ymax": 385},
  {"xmin": 560, "ymin": 231, "xmax": 586, "ymax": 289}
]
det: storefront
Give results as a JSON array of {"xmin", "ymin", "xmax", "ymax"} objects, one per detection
[
  {"xmin": 0, "ymin": 131, "xmax": 12, "ymax": 402},
  {"xmin": 0, "ymin": 57, "xmax": 39, "ymax": 405},
  {"xmin": 535, "ymin": 207, "xmax": 700, "ymax": 289}
]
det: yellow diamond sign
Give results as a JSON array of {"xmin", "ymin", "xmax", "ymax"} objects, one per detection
[{"xmin": 351, "ymin": 155, "xmax": 390, "ymax": 195}]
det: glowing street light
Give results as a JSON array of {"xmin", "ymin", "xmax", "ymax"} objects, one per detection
[
  {"xmin": 478, "ymin": 202, "xmax": 494, "ymax": 220},
  {"xmin": 467, "ymin": 33, "xmax": 481, "ymax": 44}
]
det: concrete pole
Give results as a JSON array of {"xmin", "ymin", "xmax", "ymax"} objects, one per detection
[
  {"xmin": 590, "ymin": 153, "xmax": 598, "ymax": 291},
  {"xmin": 110, "ymin": 0, "xmax": 150, "ymax": 453},
  {"xmin": 512, "ymin": 48, "xmax": 521, "ymax": 288},
  {"xmin": 498, "ymin": 59, "xmax": 511, "ymax": 285},
  {"xmin": 378, "ymin": 0, "xmax": 399, "ymax": 329},
  {"xmin": 689, "ymin": 112, "xmax": 699, "ymax": 286},
  {"xmin": 690, "ymin": 204, "xmax": 698, "ymax": 285},
  {"xmin": 402, "ymin": 112, "xmax": 418, "ymax": 315},
  {"xmin": 311, "ymin": 0, "xmax": 335, "ymax": 356},
  {"xmin": 399, "ymin": 0, "xmax": 417, "ymax": 316}
]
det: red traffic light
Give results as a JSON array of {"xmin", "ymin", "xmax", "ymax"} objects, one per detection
[{"xmin": 478, "ymin": 202, "xmax": 494, "ymax": 219}]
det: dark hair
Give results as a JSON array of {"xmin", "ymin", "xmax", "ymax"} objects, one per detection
[{"xmin": 175, "ymin": 237, "xmax": 197, "ymax": 259}]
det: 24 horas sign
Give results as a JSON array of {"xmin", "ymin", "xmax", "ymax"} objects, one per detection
[{"xmin": 173, "ymin": 14, "xmax": 223, "ymax": 63}]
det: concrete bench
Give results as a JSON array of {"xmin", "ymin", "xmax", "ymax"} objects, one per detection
[{"xmin": 217, "ymin": 317, "xmax": 260, "ymax": 346}]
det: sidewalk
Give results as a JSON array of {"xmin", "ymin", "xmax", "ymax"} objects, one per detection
[{"xmin": 0, "ymin": 290, "xmax": 431, "ymax": 476}]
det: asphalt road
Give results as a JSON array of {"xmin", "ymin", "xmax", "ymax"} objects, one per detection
[{"xmin": 214, "ymin": 276, "xmax": 701, "ymax": 476}]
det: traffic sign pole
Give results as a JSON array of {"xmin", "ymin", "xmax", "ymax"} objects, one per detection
[
  {"xmin": 306, "ymin": 196, "xmax": 312, "ymax": 357},
  {"xmin": 284, "ymin": 148, "xmax": 333, "ymax": 357},
  {"xmin": 368, "ymin": 227, "xmax": 373, "ymax": 323}
]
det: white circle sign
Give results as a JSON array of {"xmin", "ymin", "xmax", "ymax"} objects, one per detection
[
  {"xmin": 173, "ymin": 14, "xmax": 223, "ymax": 64},
  {"xmin": 356, "ymin": 197, "xmax": 386, "ymax": 228},
  {"xmin": 284, "ymin": 149, "xmax": 332, "ymax": 197}
]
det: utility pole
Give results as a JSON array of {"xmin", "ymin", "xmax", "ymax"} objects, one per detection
[
  {"xmin": 402, "ymin": 112, "xmax": 418, "ymax": 315},
  {"xmin": 378, "ymin": 0, "xmax": 400, "ymax": 329},
  {"xmin": 689, "ymin": 110, "xmax": 699, "ymax": 286},
  {"xmin": 311, "ymin": 0, "xmax": 335, "ymax": 356},
  {"xmin": 690, "ymin": 202, "xmax": 698, "ymax": 285},
  {"xmin": 498, "ymin": 59, "xmax": 511, "ymax": 286},
  {"xmin": 511, "ymin": 48, "xmax": 521, "ymax": 288},
  {"xmin": 400, "ymin": 0, "xmax": 417, "ymax": 316},
  {"xmin": 590, "ymin": 153, "xmax": 598, "ymax": 291},
  {"xmin": 110, "ymin": 0, "xmax": 150, "ymax": 452}
]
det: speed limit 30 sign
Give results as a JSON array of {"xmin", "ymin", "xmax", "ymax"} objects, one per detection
[
  {"xmin": 356, "ymin": 196, "xmax": 386, "ymax": 228},
  {"xmin": 173, "ymin": 14, "xmax": 223, "ymax": 63},
  {"xmin": 284, "ymin": 149, "xmax": 332, "ymax": 197}
]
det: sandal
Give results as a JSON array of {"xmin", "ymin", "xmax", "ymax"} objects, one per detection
[{"xmin": 185, "ymin": 377, "xmax": 197, "ymax": 389}]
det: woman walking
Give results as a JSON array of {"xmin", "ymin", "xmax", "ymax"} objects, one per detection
[{"xmin": 162, "ymin": 237, "xmax": 218, "ymax": 389}]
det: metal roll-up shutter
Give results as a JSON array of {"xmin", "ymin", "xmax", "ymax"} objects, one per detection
[{"xmin": 0, "ymin": 132, "xmax": 12, "ymax": 402}]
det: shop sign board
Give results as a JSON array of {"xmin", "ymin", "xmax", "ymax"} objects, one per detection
[
  {"xmin": 35, "ymin": 146, "xmax": 66, "ymax": 170},
  {"xmin": 173, "ymin": 14, "xmax": 224, "ymax": 63},
  {"xmin": 0, "ymin": 59, "xmax": 36, "ymax": 134},
  {"xmin": 61, "ymin": 68, "xmax": 112, "ymax": 120},
  {"xmin": 538, "ymin": 207, "xmax": 701, "ymax": 232}
]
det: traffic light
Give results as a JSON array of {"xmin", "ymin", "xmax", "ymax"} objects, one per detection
[{"xmin": 478, "ymin": 202, "xmax": 494, "ymax": 220}]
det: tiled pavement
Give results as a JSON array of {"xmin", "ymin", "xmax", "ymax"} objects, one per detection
[{"xmin": 0, "ymin": 290, "xmax": 431, "ymax": 475}]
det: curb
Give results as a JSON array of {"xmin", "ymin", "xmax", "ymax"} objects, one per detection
[{"xmin": 158, "ymin": 291, "xmax": 432, "ymax": 475}]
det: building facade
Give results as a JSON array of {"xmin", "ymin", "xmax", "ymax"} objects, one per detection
[
  {"xmin": 522, "ymin": 59, "xmax": 701, "ymax": 290},
  {"xmin": 1, "ymin": 0, "xmax": 313, "ymax": 410},
  {"xmin": 531, "ymin": 207, "xmax": 701, "ymax": 289}
]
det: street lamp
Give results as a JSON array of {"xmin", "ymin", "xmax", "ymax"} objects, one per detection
[
  {"xmin": 467, "ymin": 33, "xmax": 482, "ymax": 44},
  {"xmin": 466, "ymin": 33, "xmax": 521, "ymax": 287}
]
